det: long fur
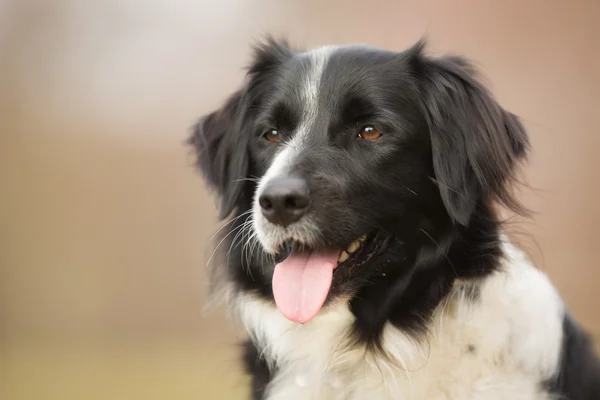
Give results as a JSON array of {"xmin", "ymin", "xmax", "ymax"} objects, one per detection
[{"xmin": 190, "ymin": 38, "xmax": 600, "ymax": 399}]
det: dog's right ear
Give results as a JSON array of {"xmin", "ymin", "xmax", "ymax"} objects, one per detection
[
  {"xmin": 189, "ymin": 37, "xmax": 293, "ymax": 220},
  {"xmin": 190, "ymin": 89, "xmax": 249, "ymax": 220}
]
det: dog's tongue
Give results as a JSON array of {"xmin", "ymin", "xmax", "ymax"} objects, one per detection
[{"xmin": 272, "ymin": 249, "xmax": 339, "ymax": 324}]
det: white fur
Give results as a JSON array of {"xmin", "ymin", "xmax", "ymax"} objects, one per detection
[
  {"xmin": 236, "ymin": 240, "xmax": 565, "ymax": 399},
  {"xmin": 252, "ymin": 47, "xmax": 334, "ymax": 253}
]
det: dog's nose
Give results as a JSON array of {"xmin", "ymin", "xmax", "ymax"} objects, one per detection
[{"xmin": 259, "ymin": 177, "xmax": 310, "ymax": 227}]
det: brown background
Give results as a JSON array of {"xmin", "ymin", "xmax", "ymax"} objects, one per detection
[{"xmin": 1, "ymin": 1, "xmax": 598, "ymax": 399}]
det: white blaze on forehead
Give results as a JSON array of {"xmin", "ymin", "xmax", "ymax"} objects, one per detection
[
  {"xmin": 256, "ymin": 46, "xmax": 333, "ymax": 193},
  {"xmin": 299, "ymin": 46, "xmax": 332, "ymax": 140}
]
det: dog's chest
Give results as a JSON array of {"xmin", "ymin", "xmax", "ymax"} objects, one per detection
[
  {"xmin": 246, "ymin": 309, "xmax": 550, "ymax": 400},
  {"xmin": 238, "ymin": 250, "xmax": 564, "ymax": 400}
]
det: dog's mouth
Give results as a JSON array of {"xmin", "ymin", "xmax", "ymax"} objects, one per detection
[{"xmin": 271, "ymin": 234, "xmax": 371, "ymax": 324}]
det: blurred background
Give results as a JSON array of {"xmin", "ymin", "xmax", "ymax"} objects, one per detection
[{"xmin": 0, "ymin": 0, "xmax": 598, "ymax": 399}]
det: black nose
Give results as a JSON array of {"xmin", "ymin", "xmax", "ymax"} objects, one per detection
[{"xmin": 259, "ymin": 177, "xmax": 310, "ymax": 227}]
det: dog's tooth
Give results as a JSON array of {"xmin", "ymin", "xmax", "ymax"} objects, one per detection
[
  {"xmin": 358, "ymin": 234, "xmax": 367, "ymax": 242},
  {"xmin": 338, "ymin": 251, "xmax": 349, "ymax": 263},
  {"xmin": 347, "ymin": 240, "xmax": 360, "ymax": 254}
]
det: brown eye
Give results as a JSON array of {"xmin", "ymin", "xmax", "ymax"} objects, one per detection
[
  {"xmin": 263, "ymin": 129, "xmax": 280, "ymax": 142},
  {"xmin": 358, "ymin": 125, "xmax": 382, "ymax": 140}
]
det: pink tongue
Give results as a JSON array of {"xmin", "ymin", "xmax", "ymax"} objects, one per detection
[{"xmin": 272, "ymin": 249, "xmax": 339, "ymax": 324}]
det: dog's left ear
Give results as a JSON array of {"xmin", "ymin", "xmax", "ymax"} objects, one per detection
[
  {"xmin": 415, "ymin": 46, "xmax": 530, "ymax": 225},
  {"xmin": 189, "ymin": 89, "xmax": 249, "ymax": 220}
]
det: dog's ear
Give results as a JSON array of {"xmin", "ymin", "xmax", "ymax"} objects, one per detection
[
  {"xmin": 189, "ymin": 37, "xmax": 293, "ymax": 220},
  {"xmin": 416, "ymin": 48, "xmax": 530, "ymax": 225},
  {"xmin": 190, "ymin": 90, "xmax": 249, "ymax": 220}
]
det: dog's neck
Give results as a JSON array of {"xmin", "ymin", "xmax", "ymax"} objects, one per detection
[{"xmin": 342, "ymin": 201, "xmax": 504, "ymax": 345}]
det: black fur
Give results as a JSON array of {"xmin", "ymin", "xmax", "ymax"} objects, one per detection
[
  {"xmin": 544, "ymin": 314, "xmax": 600, "ymax": 398},
  {"xmin": 242, "ymin": 340, "xmax": 272, "ymax": 400},
  {"xmin": 190, "ymin": 38, "xmax": 600, "ymax": 399},
  {"xmin": 419, "ymin": 52, "xmax": 530, "ymax": 225},
  {"xmin": 190, "ymin": 89, "xmax": 250, "ymax": 219}
]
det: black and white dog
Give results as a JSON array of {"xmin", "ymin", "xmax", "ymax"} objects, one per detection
[{"xmin": 190, "ymin": 38, "xmax": 600, "ymax": 399}]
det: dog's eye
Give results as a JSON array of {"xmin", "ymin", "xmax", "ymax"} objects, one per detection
[
  {"xmin": 358, "ymin": 125, "xmax": 382, "ymax": 141},
  {"xmin": 263, "ymin": 129, "xmax": 280, "ymax": 142}
]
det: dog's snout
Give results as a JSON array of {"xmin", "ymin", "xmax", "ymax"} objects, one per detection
[{"xmin": 259, "ymin": 177, "xmax": 310, "ymax": 227}]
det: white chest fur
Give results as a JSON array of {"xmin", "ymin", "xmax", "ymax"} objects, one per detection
[{"xmin": 236, "ymin": 244, "xmax": 565, "ymax": 400}]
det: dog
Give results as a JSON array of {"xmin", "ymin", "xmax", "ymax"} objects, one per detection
[{"xmin": 190, "ymin": 38, "xmax": 600, "ymax": 399}]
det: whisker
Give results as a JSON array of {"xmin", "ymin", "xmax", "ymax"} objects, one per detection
[
  {"xmin": 240, "ymin": 219, "xmax": 258, "ymax": 277},
  {"xmin": 420, "ymin": 227, "xmax": 458, "ymax": 277},
  {"xmin": 244, "ymin": 229, "xmax": 259, "ymax": 272},
  {"xmin": 209, "ymin": 209, "xmax": 253, "ymax": 240},
  {"xmin": 227, "ymin": 215, "xmax": 255, "ymax": 280},
  {"xmin": 231, "ymin": 177, "xmax": 261, "ymax": 183},
  {"xmin": 206, "ymin": 223, "xmax": 246, "ymax": 268},
  {"xmin": 249, "ymin": 231, "xmax": 267, "ymax": 269}
]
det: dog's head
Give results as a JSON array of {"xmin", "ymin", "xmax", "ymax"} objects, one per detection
[{"xmin": 191, "ymin": 38, "xmax": 528, "ymax": 324}]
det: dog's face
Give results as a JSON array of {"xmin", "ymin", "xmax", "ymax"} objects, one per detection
[{"xmin": 191, "ymin": 39, "xmax": 528, "ymax": 324}]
